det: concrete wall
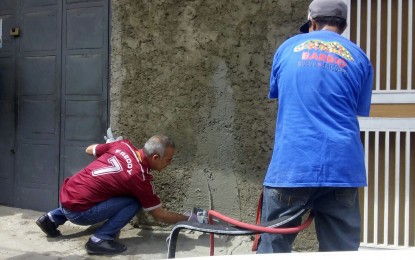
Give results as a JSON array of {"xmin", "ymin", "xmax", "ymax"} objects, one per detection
[{"xmin": 109, "ymin": 0, "xmax": 317, "ymax": 251}]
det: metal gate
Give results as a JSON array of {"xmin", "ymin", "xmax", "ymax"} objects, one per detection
[
  {"xmin": 344, "ymin": 0, "xmax": 415, "ymax": 249},
  {"xmin": 0, "ymin": 0, "xmax": 109, "ymax": 212},
  {"xmin": 359, "ymin": 118, "xmax": 415, "ymax": 248}
]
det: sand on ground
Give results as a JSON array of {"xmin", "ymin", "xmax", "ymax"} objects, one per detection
[{"xmin": 0, "ymin": 205, "xmax": 254, "ymax": 259}]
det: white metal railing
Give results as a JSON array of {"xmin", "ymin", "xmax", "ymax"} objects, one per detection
[
  {"xmin": 345, "ymin": 0, "xmax": 415, "ymax": 96},
  {"xmin": 348, "ymin": 0, "xmax": 415, "ymax": 250},
  {"xmin": 359, "ymin": 118, "xmax": 415, "ymax": 249}
]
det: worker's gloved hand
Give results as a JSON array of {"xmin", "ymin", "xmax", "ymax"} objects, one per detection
[
  {"xmin": 104, "ymin": 127, "xmax": 123, "ymax": 143},
  {"xmin": 184, "ymin": 207, "xmax": 208, "ymax": 223}
]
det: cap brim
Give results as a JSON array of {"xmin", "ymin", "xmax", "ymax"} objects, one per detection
[{"xmin": 299, "ymin": 21, "xmax": 309, "ymax": 33}]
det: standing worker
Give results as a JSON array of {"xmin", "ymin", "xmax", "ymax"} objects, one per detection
[
  {"xmin": 36, "ymin": 130, "xmax": 204, "ymax": 255},
  {"xmin": 258, "ymin": 0, "xmax": 373, "ymax": 253}
]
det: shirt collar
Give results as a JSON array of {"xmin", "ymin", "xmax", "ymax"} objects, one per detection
[{"xmin": 136, "ymin": 149, "xmax": 150, "ymax": 170}]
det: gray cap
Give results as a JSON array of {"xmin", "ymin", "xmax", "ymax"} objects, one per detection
[{"xmin": 299, "ymin": 0, "xmax": 347, "ymax": 33}]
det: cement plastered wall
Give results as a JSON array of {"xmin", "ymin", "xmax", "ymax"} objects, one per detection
[{"xmin": 110, "ymin": 0, "xmax": 317, "ymax": 251}]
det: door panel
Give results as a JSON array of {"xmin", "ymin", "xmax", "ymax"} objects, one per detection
[
  {"xmin": 18, "ymin": 142, "xmax": 58, "ymax": 186},
  {"xmin": 22, "ymin": 56, "xmax": 57, "ymax": 95},
  {"xmin": 19, "ymin": 100, "xmax": 57, "ymax": 136},
  {"xmin": 65, "ymin": 53, "xmax": 103, "ymax": 95},
  {"xmin": 22, "ymin": 0, "xmax": 57, "ymax": 8},
  {"xmin": 64, "ymin": 100, "xmax": 102, "ymax": 141},
  {"xmin": 66, "ymin": 6, "xmax": 105, "ymax": 49},
  {"xmin": 0, "ymin": 3, "xmax": 16, "ymax": 206},
  {"xmin": 14, "ymin": 1, "xmax": 61, "ymax": 211},
  {"xmin": 0, "ymin": 98, "xmax": 15, "ymax": 206},
  {"xmin": 22, "ymin": 10, "xmax": 58, "ymax": 51}
]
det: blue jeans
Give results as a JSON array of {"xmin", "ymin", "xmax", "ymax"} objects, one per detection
[
  {"xmin": 49, "ymin": 196, "xmax": 141, "ymax": 240},
  {"xmin": 257, "ymin": 186, "xmax": 361, "ymax": 253}
]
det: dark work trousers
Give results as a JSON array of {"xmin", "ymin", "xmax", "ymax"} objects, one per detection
[
  {"xmin": 49, "ymin": 196, "xmax": 141, "ymax": 241},
  {"xmin": 257, "ymin": 186, "xmax": 361, "ymax": 253}
]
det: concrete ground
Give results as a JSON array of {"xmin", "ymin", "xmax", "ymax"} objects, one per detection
[
  {"xmin": 2, "ymin": 205, "xmax": 415, "ymax": 260},
  {"xmin": 0, "ymin": 205, "xmax": 254, "ymax": 259}
]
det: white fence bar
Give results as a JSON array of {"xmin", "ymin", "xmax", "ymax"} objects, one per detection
[
  {"xmin": 359, "ymin": 118, "xmax": 415, "ymax": 130},
  {"xmin": 386, "ymin": 0, "xmax": 392, "ymax": 91},
  {"xmin": 404, "ymin": 132, "xmax": 410, "ymax": 247},
  {"xmin": 356, "ymin": 0, "xmax": 362, "ymax": 46},
  {"xmin": 343, "ymin": 0, "xmax": 351, "ymax": 39},
  {"xmin": 371, "ymin": 92, "xmax": 415, "ymax": 104},
  {"xmin": 375, "ymin": 0, "xmax": 382, "ymax": 91},
  {"xmin": 408, "ymin": 0, "xmax": 413, "ymax": 91},
  {"xmin": 363, "ymin": 130, "xmax": 369, "ymax": 244},
  {"xmin": 396, "ymin": 0, "xmax": 403, "ymax": 90},
  {"xmin": 366, "ymin": 0, "xmax": 371, "ymax": 61},
  {"xmin": 373, "ymin": 131, "xmax": 379, "ymax": 244},
  {"xmin": 394, "ymin": 132, "xmax": 400, "ymax": 247},
  {"xmin": 383, "ymin": 131, "xmax": 390, "ymax": 246}
]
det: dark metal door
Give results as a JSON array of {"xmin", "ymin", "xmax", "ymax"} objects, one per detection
[
  {"xmin": 0, "ymin": 1, "xmax": 17, "ymax": 207},
  {"xmin": 14, "ymin": 0, "xmax": 62, "ymax": 211},
  {"xmin": 0, "ymin": 0, "xmax": 108, "ymax": 212}
]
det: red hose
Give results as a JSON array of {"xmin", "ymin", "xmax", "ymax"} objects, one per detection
[
  {"xmin": 208, "ymin": 210, "xmax": 314, "ymax": 256},
  {"xmin": 252, "ymin": 191, "xmax": 263, "ymax": 251}
]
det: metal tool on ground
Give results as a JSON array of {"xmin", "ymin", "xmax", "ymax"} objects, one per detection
[{"xmin": 166, "ymin": 193, "xmax": 314, "ymax": 258}]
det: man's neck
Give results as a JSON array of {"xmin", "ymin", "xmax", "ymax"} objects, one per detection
[{"xmin": 319, "ymin": 25, "xmax": 343, "ymax": 34}]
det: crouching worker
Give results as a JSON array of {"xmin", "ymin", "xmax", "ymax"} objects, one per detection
[{"xmin": 36, "ymin": 132, "xmax": 201, "ymax": 255}]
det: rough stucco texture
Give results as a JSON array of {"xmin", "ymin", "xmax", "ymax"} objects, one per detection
[{"xmin": 110, "ymin": 0, "xmax": 317, "ymax": 251}]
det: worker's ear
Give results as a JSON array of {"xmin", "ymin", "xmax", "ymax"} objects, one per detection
[{"xmin": 151, "ymin": 154, "xmax": 160, "ymax": 161}]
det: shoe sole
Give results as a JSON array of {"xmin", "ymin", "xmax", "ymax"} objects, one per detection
[{"xmin": 86, "ymin": 248, "xmax": 127, "ymax": 255}]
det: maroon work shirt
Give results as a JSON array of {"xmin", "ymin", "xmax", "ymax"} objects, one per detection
[{"xmin": 60, "ymin": 140, "xmax": 161, "ymax": 212}]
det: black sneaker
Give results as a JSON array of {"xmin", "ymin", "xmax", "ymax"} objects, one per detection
[
  {"xmin": 36, "ymin": 214, "xmax": 61, "ymax": 237},
  {"xmin": 85, "ymin": 238, "xmax": 127, "ymax": 255}
]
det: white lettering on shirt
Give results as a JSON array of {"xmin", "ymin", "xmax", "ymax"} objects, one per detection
[{"xmin": 115, "ymin": 149, "xmax": 133, "ymax": 175}]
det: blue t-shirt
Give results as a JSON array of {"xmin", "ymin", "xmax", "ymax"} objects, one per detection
[{"xmin": 264, "ymin": 30, "xmax": 373, "ymax": 188}]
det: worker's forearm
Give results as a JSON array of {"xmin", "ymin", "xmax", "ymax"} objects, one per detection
[
  {"xmin": 151, "ymin": 208, "xmax": 188, "ymax": 224},
  {"xmin": 159, "ymin": 211, "xmax": 188, "ymax": 224}
]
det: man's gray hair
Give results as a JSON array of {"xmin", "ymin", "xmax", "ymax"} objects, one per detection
[{"xmin": 143, "ymin": 134, "xmax": 175, "ymax": 158}]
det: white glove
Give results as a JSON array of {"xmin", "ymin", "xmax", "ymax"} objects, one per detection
[
  {"xmin": 104, "ymin": 127, "xmax": 123, "ymax": 143},
  {"xmin": 184, "ymin": 207, "xmax": 208, "ymax": 224}
]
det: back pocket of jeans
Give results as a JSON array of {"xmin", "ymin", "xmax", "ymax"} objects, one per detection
[{"xmin": 272, "ymin": 188, "xmax": 310, "ymax": 206}]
